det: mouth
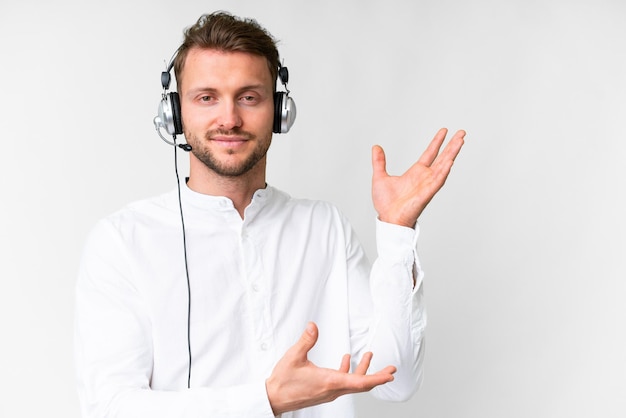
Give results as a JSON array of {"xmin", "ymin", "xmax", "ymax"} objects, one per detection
[
  {"xmin": 209, "ymin": 136, "xmax": 250, "ymax": 151},
  {"xmin": 206, "ymin": 130, "xmax": 254, "ymax": 148}
]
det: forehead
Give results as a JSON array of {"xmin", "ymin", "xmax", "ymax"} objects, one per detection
[{"xmin": 180, "ymin": 48, "xmax": 273, "ymax": 91}]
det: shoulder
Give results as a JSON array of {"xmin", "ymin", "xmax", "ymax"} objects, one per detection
[
  {"xmin": 265, "ymin": 186, "xmax": 355, "ymax": 240},
  {"xmin": 268, "ymin": 186, "xmax": 346, "ymax": 220},
  {"xmin": 88, "ymin": 189, "xmax": 180, "ymax": 242}
]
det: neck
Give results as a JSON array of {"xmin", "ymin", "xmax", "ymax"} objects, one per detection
[{"xmin": 186, "ymin": 156, "xmax": 267, "ymax": 218}]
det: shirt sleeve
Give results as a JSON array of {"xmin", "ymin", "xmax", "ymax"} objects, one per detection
[
  {"xmin": 74, "ymin": 219, "xmax": 276, "ymax": 418},
  {"xmin": 348, "ymin": 218, "xmax": 426, "ymax": 402}
]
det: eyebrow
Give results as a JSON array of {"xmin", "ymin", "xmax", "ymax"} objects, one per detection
[{"xmin": 187, "ymin": 84, "xmax": 269, "ymax": 96}]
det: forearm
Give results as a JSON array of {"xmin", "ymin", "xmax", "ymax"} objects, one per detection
[
  {"xmin": 77, "ymin": 382, "xmax": 274, "ymax": 418},
  {"xmin": 365, "ymin": 219, "xmax": 426, "ymax": 401},
  {"xmin": 75, "ymin": 220, "xmax": 276, "ymax": 418},
  {"xmin": 75, "ymin": 292, "xmax": 276, "ymax": 418},
  {"xmin": 366, "ymin": 272, "xmax": 426, "ymax": 401}
]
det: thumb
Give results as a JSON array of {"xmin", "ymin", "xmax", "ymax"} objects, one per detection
[
  {"xmin": 293, "ymin": 322, "xmax": 318, "ymax": 358},
  {"xmin": 371, "ymin": 145, "xmax": 387, "ymax": 179}
]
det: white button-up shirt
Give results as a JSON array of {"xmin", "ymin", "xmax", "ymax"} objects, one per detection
[{"xmin": 75, "ymin": 184, "xmax": 426, "ymax": 418}]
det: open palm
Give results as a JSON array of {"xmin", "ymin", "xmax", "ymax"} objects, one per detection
[{"xmin": 372, "ymin": 128, "xmax": 466, "ymax": 228}]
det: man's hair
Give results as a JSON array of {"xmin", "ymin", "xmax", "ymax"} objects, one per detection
[{"xmin": 173, "ymin": 11, "xmax": 280, "ymax": 90}]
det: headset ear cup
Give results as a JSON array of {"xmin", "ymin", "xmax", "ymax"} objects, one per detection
[
  {"xmin": 283, "ymin": 96, "xmax": 296, "ymax": 133},
  {"xmin": 273, "ymin": 92, "xmax": 284, "ymax": 133},
  {"xmin": 273, "ymin": 92, "xmax": 297, "ymax": 134},
  {"xmin": 170, "ymin": 92, "xmax": 183, "ymax": 135}
]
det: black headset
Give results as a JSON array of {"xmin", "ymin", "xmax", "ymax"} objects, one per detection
[{"xmin": 154, "ymin": 51, "xmax": 296, "ymax": 147}]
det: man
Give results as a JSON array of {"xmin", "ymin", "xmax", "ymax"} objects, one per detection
[{"xmin": 75, "ymin": 11, "xmax": 465, "ymax": 418}]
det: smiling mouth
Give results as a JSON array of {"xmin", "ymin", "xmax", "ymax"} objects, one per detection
[
  {"xmin": 206, "ymin": 129, "xmax": 254, "ymax": 144},
  {"xmin": 210, "ymin": 137, "xmax": 250, "ymax": 151},
  {"xmin": 211, "ymin": 136, "xmax": 248, "ymax": 142}
]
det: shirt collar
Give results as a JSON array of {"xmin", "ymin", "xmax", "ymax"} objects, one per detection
[{"xmin": 179, "ymin": 178, "xmax": 273, "ymax": 214}]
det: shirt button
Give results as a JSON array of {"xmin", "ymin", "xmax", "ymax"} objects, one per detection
[
  {"xmin": 252, "ymin": 283, "xmax": 260, "ymax": 292},
  {"xmin": 260, "ymin": 342, "xmax": 269, "ymax": 351}
]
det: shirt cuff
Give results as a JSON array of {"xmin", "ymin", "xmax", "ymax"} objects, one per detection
[{"xmin": 375, "ymin": 218, "xmax": 419, "ymax": 264}]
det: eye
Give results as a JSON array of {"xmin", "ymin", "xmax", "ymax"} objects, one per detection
[
  {"xmin": 199, "ymin": 95, "xmax": 213, "ymax": 102},
  {"xmin": 240, "ymin": 95, "xmax": 257, "ymax": 103}
]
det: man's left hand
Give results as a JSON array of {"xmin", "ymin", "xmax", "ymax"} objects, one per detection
[{"xmin": 372, "ymin": 127, "xmax": 466, "ymax": 228}]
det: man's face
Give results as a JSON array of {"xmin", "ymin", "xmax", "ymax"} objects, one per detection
[{"xmin": 179, "ymin": 48, "xmax": 275, "ymax": 177}]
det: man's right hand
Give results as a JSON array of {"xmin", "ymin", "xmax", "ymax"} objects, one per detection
[{"xmin": 265, "ymin": 322, "xmax": 397, "ymax": 415}]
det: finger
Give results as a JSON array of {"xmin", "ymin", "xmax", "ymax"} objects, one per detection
[
  {"xmin": 439, "ymin": 129, "xmax": 465, "ymax": 161},
  {"xmin": 448, "ymin": 129, "xmax": 466, "ymax": 158},
  {"xmin": 354, "ymin": 352, "xmax": 373, "ymax": 375},
  {"xmin": 291, "ymin": 322, "xmax": 318, "ymax": 359},
  {"xmin": 431, "ymin": 130, "xmax": 466, "ymax": 174},
  {"xmin": 341, "ymin": 369, "xmax": 395, "ymax": 392},
  {"xmin": 416, "ymin": 127, "xmax": 448, "ymax": 167},
  {"xmin": 338, "ymin": 354, "xmax": 351, "ymax": 373},
  {"xmin": 371, "ymin": 145, "xmax": 388, "ymax": 179},
  {"xmin": 374, "ymin": 365, "xmax": 397, "ymax": 375}
]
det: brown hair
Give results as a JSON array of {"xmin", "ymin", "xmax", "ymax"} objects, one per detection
[{"xmin": 173, "ymin": 11, "xmax": 280, "ymax": 90}]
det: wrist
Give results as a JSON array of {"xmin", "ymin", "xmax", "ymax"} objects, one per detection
[
  {"xmin": 265, "ymin": 377, "xmax": 293, "ymax": 416},
  {"xmin": 377, "ymin": 214, "xmax": 417, "ymax": 228}
]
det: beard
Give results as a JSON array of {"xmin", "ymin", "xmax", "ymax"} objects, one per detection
[{"xmin": 186, "ymin": 127, "xmax": 272, "ymax": 177}]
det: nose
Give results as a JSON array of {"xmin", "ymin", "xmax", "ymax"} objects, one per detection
[{"xmin": 217, "ymin": 100, "xmax": 242, "ymax": 130}]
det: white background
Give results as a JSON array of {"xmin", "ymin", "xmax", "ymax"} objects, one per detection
[{"xmin": 1, "ymin": 0, "xmax": 625, "ymax": 417}]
